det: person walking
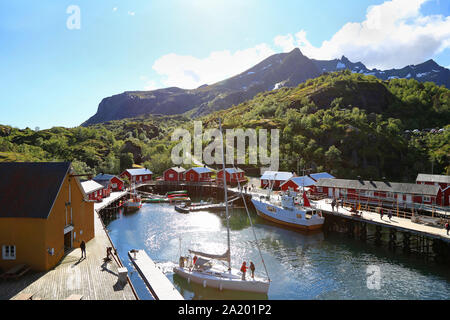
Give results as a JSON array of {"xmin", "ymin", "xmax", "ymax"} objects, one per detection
[
  {"xmin": 80, "ymin": 240, "xmax": 86, "ymax": 259},
  {"xmin": 240, "ymin": 261, "xmax": 248, "ymax": 280},
  {"xmin": 331, "ymin": 199, "xmax": 336, "ymax": 212},
  {"xmin": 380, "ymin": 208, "xmax": 384, "ymax": 220},
  {"xmin": 445, "ymin": 221, "xmax": 450, "ymax": 235},
  {"xmin": 388, "ymin": 210, "xmax": 392, "ymax": 221},
  {"xmin": 249, "ymin": 262, "xmax": 255, "ymax": 279}
]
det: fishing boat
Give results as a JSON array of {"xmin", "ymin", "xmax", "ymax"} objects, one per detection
[
  {"xmin": 123, "ymin": 184, "xmax": 142, "ymax": 212},
  {"xmin": 173, "ymin": 119, "xmax": 270, "ymax": 294},
  {"xmin": 251, "ymin": 188, "xmax": 324, "ymax": 231}
]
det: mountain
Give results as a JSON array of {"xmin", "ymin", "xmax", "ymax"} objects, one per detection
[
  {"xmin": 82, "ymin": 49, "xmax": 450, "ymax": 126},
  {"xmin": 313, "ymin": 56, "xmax": 450, "ymax": 88}
]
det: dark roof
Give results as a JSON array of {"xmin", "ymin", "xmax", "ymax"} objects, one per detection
[
  {"xmin": 93, "ymin": 173, "xmax": 123, "ymax": 183},
  {"xmin": 0, "ymin": 162, "xmax": 71, "ymax": 219},
  {"xmin": 315, "ymin": 178, "xmax": 440, "ymax": 196},
  {"xmin": 416, "ymin": 174, "xmax": 450, "ymax": 184}
]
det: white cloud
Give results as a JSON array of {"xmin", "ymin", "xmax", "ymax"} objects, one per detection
[
  {"xmin": 113, "ymin": 7, "xmax": 117, "ymax": 12},
  {"xmin": 152, "ymin": 44, "xmax": 275, "ymax": 89},
  {"xmin": 145, "ymin": 0, "xmax": 450, "ymax": 90},
  {"xmin": 282, "ymin": 0, "xmax": 450, "ymax": 69},
  {"xmin": 128, "ymin": 11, "xmax": 135, "ymax": 16}
]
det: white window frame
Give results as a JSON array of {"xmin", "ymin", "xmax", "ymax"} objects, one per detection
[
  {"xmin": 169, "ymin": 173, "xmax": 174, "ymax": 178},
  {"xmin": 2, "ymin": 245, "xmax": 16, "ymax": 260},
  {"xmin": 423, "ymin": 196, "xmax": 431, "ymax": 202}
]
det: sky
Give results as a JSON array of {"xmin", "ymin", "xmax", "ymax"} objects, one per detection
[{"xmin": 1, "ymin": 0, "xmax": 449, "ymax": 129}]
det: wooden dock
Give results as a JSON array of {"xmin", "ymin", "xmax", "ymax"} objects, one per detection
[
  {"xmin": 314, "ymin": 199, "xmax": 450, "ymax": 242},
  {"xmin": 128, "ymin": 250, "xmax": 183, "ymax": 300}
]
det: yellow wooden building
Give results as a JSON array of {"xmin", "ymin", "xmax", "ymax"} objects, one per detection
[{"xmin": 0, "ymin": 162, "xmax": 95, "ymax": 272}]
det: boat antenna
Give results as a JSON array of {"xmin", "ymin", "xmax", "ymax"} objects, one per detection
[
  {"xmin": 218, "ymin": 118, "xmax": 232, "ymax": 271},
  {"xmin": 232, "ymin": 164, "xmax": 271, "ymax": 282}
]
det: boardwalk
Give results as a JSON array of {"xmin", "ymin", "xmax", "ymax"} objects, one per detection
[
  {"xmin": 314, "ymin": 199, "xmax": 450, "ymax": 242},
  {"xmin": 0, "ymin": 195, "xmax": 137, "ymax": 300},
  {"xmin": 128, "ymin": 250, "xmax": 183, "ymax": 300}
]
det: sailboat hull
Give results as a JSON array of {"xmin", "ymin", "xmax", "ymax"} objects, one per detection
[{"xmin": 173, "ymin": 267, "xmax": 270, "ymax": 294}]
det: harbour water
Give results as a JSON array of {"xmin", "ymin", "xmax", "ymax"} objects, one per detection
[{"xmin": 105, "ymin": 202, "xmax": 450, "ymax": 300}]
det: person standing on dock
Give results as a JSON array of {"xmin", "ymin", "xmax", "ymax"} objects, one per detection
[
  {"xmin": 445, "ymin": 221, "xmax": 450, "ymax": 235},
  {"xmin": 331, "ymin": 199, "xmax": 336, "ymax": 212},
  {"xmin": 240, "ymin": 261, "xmax": 248, "ymax": 280},
  {"xmin": 80, "ymin": 240, "xmax": 86, "ymax": 259},
  {"xmin": 249, "ymin": 262, "xmax": 255, "ymax": 279},
  {"xmin": 388, "ymin": 211, "xmax": 392, "ymax": 221},
  {"xmin": 380, "ymin": 208, "xmax": 384, "ymax": 220}
]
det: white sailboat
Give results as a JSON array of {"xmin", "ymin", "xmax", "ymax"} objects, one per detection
[{"xmin": 173, "ymin": 119, "xmax": 270, "ymax": 294}]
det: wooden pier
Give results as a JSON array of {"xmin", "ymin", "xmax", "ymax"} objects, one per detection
[{"xmin": 128, "ymin": 250, "xmax": 183, "ymax": 300}]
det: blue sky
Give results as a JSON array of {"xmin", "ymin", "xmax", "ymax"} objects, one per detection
[{"xmin": 1, "ymin": 0, "xmax": 449, "ymax": 129}]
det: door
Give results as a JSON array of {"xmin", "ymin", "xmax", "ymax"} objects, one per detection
[
  {"xmin": 406, "ymin": 194, "xmax": 412, "ymax": 203},
  {"xmin": 328, "ymin": 188, "xmax": 333, "ymax": 198},
  {"xmin": 64, "ymin": 231, "xmax": 72, "ymax": 251}
]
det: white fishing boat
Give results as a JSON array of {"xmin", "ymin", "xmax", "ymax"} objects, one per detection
[
  {"xmin": 251, "ymin": 190, "xmax": 324, "ymax": 231},
  {"xmin": 173, "ymin": 118, "xmax": 271, "ymax": 294}
]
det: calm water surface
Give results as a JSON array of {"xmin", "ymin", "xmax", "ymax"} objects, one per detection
[{"xmin": 105, "ymin": 202, "xmax": 450, "ymax": 300}]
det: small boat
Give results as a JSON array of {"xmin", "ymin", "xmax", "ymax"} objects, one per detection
[
  {"xmin": 142, "ymin": 198, "xmax": 168, "ymax": 203},
  {"xmin": 167, "ymin": 190, "xmax": 188, "ymax": 195},
  {"xmin": 174, "ymin": 205, "xmax": 190, "ymax": 213},
  {"xmin": 124, "ymin": 184, "xmax": 142, "ymax": 212}
]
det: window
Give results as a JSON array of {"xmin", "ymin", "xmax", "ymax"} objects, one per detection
[
  {"xmin": 387, "ymin": 192, "xmax": 394, "ymax": 199},
  {"xmin": 340, "ymin": 189, "xmax": 347, "ymax": 196},
  {"xmin": 317, "ymin": 187, "xmax": 323, "ymax": 193},
  {"xmin": 423, "ymin": 196, "xmax": 431, "ymax": 202},
  {"xmin": 169, "ymin": 173, "xmax": 174, "ymax": 178},
  {"xmin": 2, "ymin": 245, "xmax": 16, "ymax": 260}
]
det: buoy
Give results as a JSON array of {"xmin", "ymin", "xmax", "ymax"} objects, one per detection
[{"xmin": 203, "ymin": 280, "xmax": 207, "ymax": 288}]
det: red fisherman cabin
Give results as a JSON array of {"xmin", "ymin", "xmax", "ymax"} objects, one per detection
[
  {"xmin": 416, "ymin": 174, "xmax": 450, "ymax": 206},
  {"xmin": 163, "ymin": 166, "xmax": 186, "ymax": 181},
  {"xmin": 81, "ymin": 180, "xmax": 104, "ymax": 202},
  {"xmin": 184, "ymin": 166, "xmax": 213, "ymax": 182},
  {"xmin": 120, "ymin": 168, "xmax": 153, "ymax": 184},
  {"xmin": 260, "ymin": 171, "xmax": 294, "ymax": 190},
  {"xmin": 217, "ymin": 168, "xmax": 246, "ymax": 185}
]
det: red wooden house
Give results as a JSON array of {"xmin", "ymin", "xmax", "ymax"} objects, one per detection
[
  {"xmin": 416, "ymin": 174, "xmax": 450, "ymax": 206},
  {"xmin": 281, "ymin": 176, "xmax": 316, "ymax": 192},
  {"xmin": 217, "ymin": 168, "xmax": 246, "ymax": 185},
  {"xmin": 163, "ymin": 166, "xmax": 186, "ymax": 181},
  {"xmin": 120, "ymin": 168, "xmax": 153, "ymax": 184},
  {"xmin": 81, "ymin": 180, "xmax": 104, "ymax": 202},
  {"xmin": 315, "ymin": 178, "xmax": 440, "ymax": 208},
  {"xmin": 93, "ymin": 174, "xmax": 124, "ymax": 193},
  {"xmin": 260, "ymin": 171, "xmax": 293, "ymax": 189},
  {"xmin": 184, "ymin": 166, "xmax": 213, "ymax": 182}
]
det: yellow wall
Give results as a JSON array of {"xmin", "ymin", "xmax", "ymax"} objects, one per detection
[{"xmin": 0, "ymin": 174, "xmax": 95, "ymax": 272}]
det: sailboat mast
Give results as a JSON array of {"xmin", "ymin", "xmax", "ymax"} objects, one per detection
[{"xmin": 219, "ymin": 118, "xmax": 231, "ymax": 270}]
